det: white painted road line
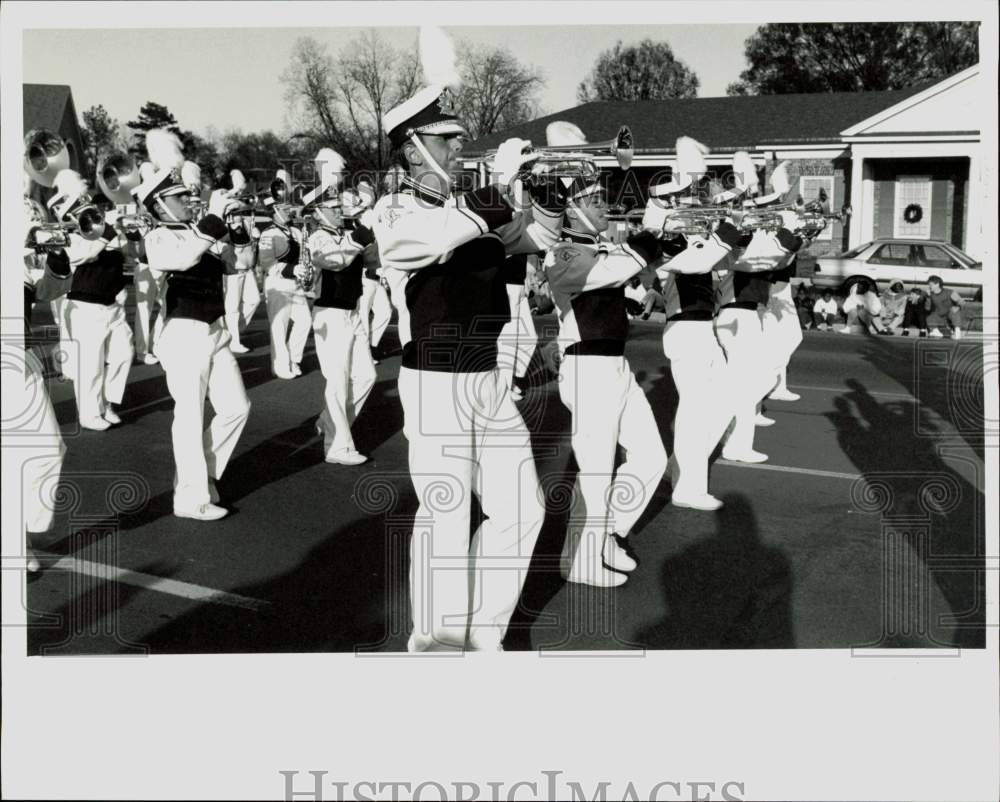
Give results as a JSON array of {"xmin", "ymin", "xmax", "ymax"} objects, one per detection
[
  {"xmin": 31, "ymin": 551, "xmax": 270, "ymax": 612},
  {"xmin": 788, "ymin": 384, "xmax": 915, "ymax": 399},
  {"xmin": 716, "ymin": 460, "xmax": 861, "ymax": 481}
]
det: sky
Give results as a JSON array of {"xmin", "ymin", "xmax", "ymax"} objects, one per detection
[{"xmin": 22, "ymin": 24, "xmax": 759, "ymax": 140}]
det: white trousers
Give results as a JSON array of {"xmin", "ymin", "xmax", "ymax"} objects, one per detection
[
  {"xmin": 313, "ymin": 306, "xmax": 377, "ymax": 455},
  {"xmin": 50, "ymin": 295, "xmax": 72, "ymax": 376},
  {"xmin": 557, "ymin": 355, "xmax": 667, "ymax": 573},
  {"xmin": 224, "ymin": 271, "xmax": 261, "ymax": 345},
  {"xmin": 497, "ymin": 286, "xmax": 537, "ymax": 387},
  {"xmin": 156, "ymin": 317, "xmax": 251, "ymax": 510},
  {"xmin": 715, "ymin": 306, "xmax": 771, "ymax": 454},
  {"xmin": 65, "ymin": 300, "xmax": 134, "ymax": 421},
  {"xmin": 764, "ymin": 292, "xmax": 803, "ymax": 372},
  {"xmin": 133, "ymin": 263, "xmax": 166, "ymax": 357},
  {"xmin": 21, "ymin": 351, "xmax": 66, "ymax": 533},
  {"xmin": 359, "ymin": 276, "xmax": 392, "ymax": 349},
  {"xmin": 663, "ymin": 320, "xmax": 732, "ymax": 498},
  {"xmin": 398, "ymin": 366, "xmax": 544, "ymax": 651},
  {"xmin": 264, "ymin": 277, "xmax": 311, "ymax": 377}
]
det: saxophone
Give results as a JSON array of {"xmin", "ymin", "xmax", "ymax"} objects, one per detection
[{"xmin": 297, "ymin": 224, "xmax": 316, "ymax": 295}]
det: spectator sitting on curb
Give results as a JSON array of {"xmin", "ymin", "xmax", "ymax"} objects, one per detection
[
  {"xmin": 812, "ymin": 289, "xmax": 839, "ymax": 331},
  {"xmin": 924, "ymin": 274, "xmax": 965, "ymax": 339},
  {"xmin": 795, "ymin": 282, "xmax": 817, "ymax": 329},
  {"xmin": 901, "ymin": 285, "xmax": 929, "ymax": 337},
  {"xmin": 878, "ymin": 280, "xmax": 907, "ymax": 334},
  {"xmin": 840, "ymin": 279, "xmax": 883, "ymax": 334}
]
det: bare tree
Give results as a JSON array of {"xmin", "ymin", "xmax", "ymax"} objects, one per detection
[
  {"xmin": 281, "ymin": 32, "xmax": 420, "ymax": 174},
  {"xmin": 454, "ymin": 43, "xmax": 544, "ymax": 140}
]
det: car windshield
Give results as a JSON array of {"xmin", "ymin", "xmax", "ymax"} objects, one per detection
[
  {"xmin": 943, "ymin": 245, "xmax": 981, "ymax": 269},
  {"xmin": 837, "ymin": 242, "xmax": 872, "ymax": 258}
]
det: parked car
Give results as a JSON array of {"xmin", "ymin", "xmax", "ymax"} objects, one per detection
[{"xmin": 810, "ymin": 239, "xmax": 983, "ymax": 301}]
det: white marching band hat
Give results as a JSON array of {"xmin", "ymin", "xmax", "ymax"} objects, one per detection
[
  {"xmin": 545, "ymin": 121, "xmax": 604, "ymax": 201},
  {"xmin": 132, "ymin": 129, "xmax": 189, "ymax": 211}
]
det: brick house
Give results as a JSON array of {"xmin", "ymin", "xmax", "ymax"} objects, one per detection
[{"xmin": 462, "ymin": 64, "xmax": 983, "ymax": 260}]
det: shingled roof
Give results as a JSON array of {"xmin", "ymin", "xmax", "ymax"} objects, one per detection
[
  {"xmin": 23, "ymin": 84, "xmax": 74, "ymax": 133},
  {"xmin": 464, "ymin": 85, "xmax": 932, "ymax": 156}
]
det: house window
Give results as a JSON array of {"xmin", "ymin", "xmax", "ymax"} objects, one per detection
[
  {"xmin": 799, "ymin": 176, "xmax": 834, "ymax": 241},
  {"xmin": 894, "ymin": 175, "xmax": 932, "ymax": 239}
]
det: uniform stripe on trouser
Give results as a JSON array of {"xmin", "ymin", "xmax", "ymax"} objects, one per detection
[
  {"xmin": 557, "ymin": 355, "xmax": 667, "ymax": 577},
  {"xmin": 264, "ymin": 277, "xmax": 310, "ymax": 377},
  {"xmin": 398, "ymin": 366, "xmax": 543, "ymax": 651},
  {"xmin": 66, "ymin": 300, "xmax": 134, "ymax": 421},
  {"xmin": 313, "ymin": 306, "xmax": 376, "ymax": 455},
  {"xmin": 133, "ymin": 263, "xmax": 166, "ymax": 357},
  {"xmin": 224, "ymin": 271, "xmax": 261, "ymax": 344},
  {"xmin": 157, "ymin": 318, "xmax": 250, "ymax": 509},
  {"xmin": 496, "ymin": 289, "xmax": 537, "ymax": 386},
  {"xmin": 715, "ymin": 307, "xmax": 771, "ymax": 454},
  {"xmin": 663, "ymin": 320, "xmax": 731, "ymax": 498}
]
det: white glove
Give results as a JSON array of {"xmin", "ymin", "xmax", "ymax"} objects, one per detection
[
  {"xmin": 491, "ymin": 138, "xmax": 537, "ymax": 189},
  {"xmin": 292, "ymin": 263, "xmax": 309, "ymax": 280},
  {"xmin": 779, "ymin": 210, "xmax": 801, "ymax": 232},
  {"xmin": 640, "ymin": 198, "xmax": 670, "ymax": 235},
  {"xmin": 208, "ymin": 189, "xmax": 237, "ymax": 220}
]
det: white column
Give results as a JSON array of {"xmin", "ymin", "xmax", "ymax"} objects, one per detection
[
  {"xmin": 848, "ymin": 153, "xmax": 865, "ymax": 247},
  {"xmin": 860, "ymin": 161, "xmax": 875, "ymax": 243},
  {"xmin": 964, "ymin": 147, "xmax": 983, "ymax": 260}
]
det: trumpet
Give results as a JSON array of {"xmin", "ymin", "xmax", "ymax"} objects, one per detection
[
  {"xmin": 27, "ymin": 222, "xmax": 78, "ymax": 250},
  {"xmin": 115, "ymin": 213, "xmax": 155, "ymax": 234},
  {"xmin": 481, "ymin": 125, "xmax": 634, "ymax": 181}
]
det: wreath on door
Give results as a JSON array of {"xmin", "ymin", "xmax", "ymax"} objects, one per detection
[{"xmin": 903, "ymin": 203, "xmax": 923, "ymax": 224}]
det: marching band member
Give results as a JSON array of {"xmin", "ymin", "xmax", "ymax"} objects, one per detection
[
  {"xmin": 762, "ymin": 254, "xmax": 804, "ymax": 403},
  {"xmin": 352, "ymin": 180, "xmax": 392, "ymax": 360},
  {"xmin": 52, "ymin": 170, "xmax": 134, "ymax": 431},
  {"xmin": 222, "ymin": 168, "xmax": 262, "ymax": 354},
  {"xmin": 714, "ymin": 164, "xmax": 804, "ymax": 464},
  {"xmin": 127, "ymin": 230, "xmax": 165, "ymax": 366},
  {"xmin": 306, "ymin": 177, "xmax": 378, "ymax": 465},
  {"xmin": 22, "ymin": 196, "xmax": 73, "ymax": 572},
  {"xmin": 543, "ymin": 121, "xmax": 667, "ymax": 588},
  {"xmin": 259, "ymin": 168, "xmax": 314, "ymax": 379},
  {"xmin": 372, "ymin": 27, "xmax": 564, "ymax": 651},
  {"xmin": 496, "ymin": 252, "xmax": 539, "ymax": 400},
  {"xmin": 648, "ymin": 141, "xmax": 749, "ymax": 511},
  {"xmin": 137, "ymin": 130, "xmax": 251, "ymax": 521}
]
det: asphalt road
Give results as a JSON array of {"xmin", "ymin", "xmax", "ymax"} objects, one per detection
[{"xmin": 21, "ymin": 297, "xmax": 989, "ymax": 655}]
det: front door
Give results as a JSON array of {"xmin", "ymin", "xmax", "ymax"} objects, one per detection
[{"xmin": 894, "ymin": 176, "xmax": 932, "ymax": 239}]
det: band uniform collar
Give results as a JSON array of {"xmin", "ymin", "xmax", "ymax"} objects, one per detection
[
  {"xmin": 561, "ymin": 227, "xmax": 600, "ymax": 245},
  {"xmin": 400, "ymin": 176, "xmax": 449, "ymax": 208}
]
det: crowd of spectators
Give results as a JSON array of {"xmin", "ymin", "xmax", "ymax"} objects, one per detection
[{"xmin": 793, "ymin": 275, "xmax": 967, "ymax": 338}]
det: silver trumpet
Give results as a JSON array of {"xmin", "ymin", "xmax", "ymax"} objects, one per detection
[{"xmin": 28, "ymin": 221, "xmax": 78, "ymax": 250}]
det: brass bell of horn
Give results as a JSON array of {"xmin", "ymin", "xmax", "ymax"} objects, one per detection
[
  {"xmin": 24, "ymin": 128, "xmax": 70, "ymax": 188},
  {"xmin": 97, "ymin": 151, "xmax": 141, "ymax": 204}
]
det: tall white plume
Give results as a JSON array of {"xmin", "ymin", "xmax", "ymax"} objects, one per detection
[
  {"xmin": 732, "ymin": 151, "xmax": 756, "ymax": 193},
  {"xmin": 675, "ymin": 136, "xmax": 709, "ymax": 184},
  {"xmin": 52, "ymin": 169, "xmax": 88, "ymax": 200},
  {"xmin": 546, "ymin": 121, "xmax": 588, "ymax": 147},
  {"xmin": 230, "ymin": 169, "xmax": 247, "ymax": 193},
  {"xmin": 770, "ymin": 161, "xmax": 791, "ymax": 195},
  {"xmin": 419, "ymin": 26, "xmax": 460, "ymax": 87},
  {"xmin": 145, "ymin": 129, "xmax": 185, "ymax": 172},
  {"xmin": 315, "ymin": 148, "xmax": 345, "ymax": 192},
  {"xmin": 181, "ymin": 161, "xmax": 202, "ymax": 189}
]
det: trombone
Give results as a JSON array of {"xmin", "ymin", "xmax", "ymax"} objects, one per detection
[{"xmin": 481, "ymin": 125, "xmax": 634, "ymax": 182}]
